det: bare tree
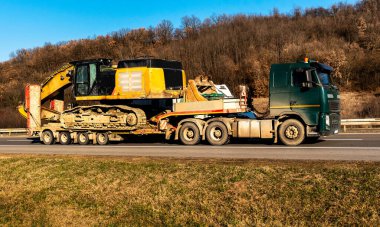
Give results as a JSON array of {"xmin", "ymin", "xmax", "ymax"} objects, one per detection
[{"xmin": 155, "ymin": 20, "xmax": 174, "ymax": 45}]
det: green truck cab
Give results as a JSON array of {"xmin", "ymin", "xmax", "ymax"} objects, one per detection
[{"xmin": 269, "ymin": 59, "xmax": 340, "ymax": 145}]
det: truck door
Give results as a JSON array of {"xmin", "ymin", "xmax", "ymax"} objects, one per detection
[
  {"xmin": 269, "ymin": 68, "xmax": 292, "ymax": 116},
  {"xmin": 289, "ymin": 68, "xmax": 321, "ymax": 125}
]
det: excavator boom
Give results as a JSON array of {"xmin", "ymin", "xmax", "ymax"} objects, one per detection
[{"xmin": 40, "ymin": 63, "xmax": 74, "ymax": 103}]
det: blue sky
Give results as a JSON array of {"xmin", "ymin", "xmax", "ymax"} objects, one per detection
[{"xmin": 0, "ymin": 0, "xmax": 358, "ymax": 62}]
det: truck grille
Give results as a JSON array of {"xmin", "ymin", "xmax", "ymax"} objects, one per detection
[{"xmin": 329, "ymin": 100, "xmax": 340, "ymax": 112}]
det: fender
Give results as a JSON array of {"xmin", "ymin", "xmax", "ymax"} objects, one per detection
[{"xmin": 277, "ymin": 111, "xmax": 308, "ymax": 125}]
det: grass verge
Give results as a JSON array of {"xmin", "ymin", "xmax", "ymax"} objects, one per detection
[{"xmin": 0, "ymin": 155, "xmax": 379, "ymax": 226}]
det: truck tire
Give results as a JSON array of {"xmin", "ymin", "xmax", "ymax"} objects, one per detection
[
  {"xmin": 78, "ymin": 132, "xmax": 90, "ymax": 145},
  {"xmin": 96, "ymin": 133, "xmax": 109, "ymax": 145},
  {"xmin": 206, "ymin": 121, "xmax": 229, "ymax": 146},
  {"xmin": 42, "ymin": 130, "xmax": 55, "ymax": 145},
  {"xmin": 278, "ymin": 119, "xmax": 305, "ymax": 146},
  {"xmin": 59, "ymin": 131, "xmax": 71, "ymax": 145},
  {"xmin": 179, "ymin": 122, "xmax": 201, "ymax": 145}
]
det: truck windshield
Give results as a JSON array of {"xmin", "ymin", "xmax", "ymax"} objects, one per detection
[{"xmin": 317, "ymin": 71, "xmax": 331, "ymax": 86}]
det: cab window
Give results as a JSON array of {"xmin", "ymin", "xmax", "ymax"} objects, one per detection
[
  {"xmin": 292, "ymin": 69, "xmax": 308, "ymax": 87},
  {"xmin": 293, "ymin": 69, "xmax": 319, "ymax": 87},
  {"xmin": 89, "ymin": 63, "xmax": 97, "ymax": 89},
  {"xmin": 76, "ymin": 65, "xmax": 89, "ymax": 96}
]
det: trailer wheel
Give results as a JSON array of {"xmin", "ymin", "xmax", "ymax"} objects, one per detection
[
  {"xmin": 78, "ymin": 132, "xmax": 90, "ymax": 145},
  {"xmin": 278, "ymin": 119, "xmax": 305, "ymax": 146},
  {"xmin": 96, "ymin": 133, "xmax": 109, "ymax": 145},
  {"xmin": 59, "ymin": 131, "xmax": 71, "ymax": 145},
  {"xmin": 179, "ymin": 122, "xmax": 200, "ymax": 145},
  {"xmin": 206, "ymin": 121, "xmax": 229, "ymax": 146},
  {"xmin": 42, "ymin": 130, "xmax": 55, "ymax": 145}
]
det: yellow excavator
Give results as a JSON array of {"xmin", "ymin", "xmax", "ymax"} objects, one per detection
[{"xmin": 19, "ymin": 58, "xmax": 248, "ymax": 145}]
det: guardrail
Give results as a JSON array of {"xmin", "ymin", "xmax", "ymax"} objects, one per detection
[
  {"xmin": 0, "ymin": 128, "xmax": 27, "ymax": 136},
  {"xmin": 0, "ymin": 119, "xmax": 379, "ymax": 136},
  {"xmin": 341, "ymin": 118, "xmax": 380, "ymax": 132}
]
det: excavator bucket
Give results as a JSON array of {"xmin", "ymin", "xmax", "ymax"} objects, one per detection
[{"xmin": 17, "ymin": 104, "xmax": 27, "ymax": 119}]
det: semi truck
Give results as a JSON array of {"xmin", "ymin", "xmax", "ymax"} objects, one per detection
[{"xmin": 18, "ymin": 58, "xmax": 340, "ymax": 146}]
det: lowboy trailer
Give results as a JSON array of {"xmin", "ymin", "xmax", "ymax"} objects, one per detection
[{"xmin": 19, "ymin": 58, "xmax": 340, "ymax": 146}]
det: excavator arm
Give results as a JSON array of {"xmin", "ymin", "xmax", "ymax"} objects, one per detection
[
  {"xmin": 40, "ymin": 63, "xmax": 74, "ymax": 103},
  {"xmin": 18, "ymin": 63, "xmax": 74, "ymax": 119}
]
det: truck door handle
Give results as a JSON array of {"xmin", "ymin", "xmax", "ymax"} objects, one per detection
[{"xmin": 290, "ymin": 100, "xmax": 297, "ymax": 106}]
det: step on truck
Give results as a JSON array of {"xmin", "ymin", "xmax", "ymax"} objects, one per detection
[{"xmin": 18, "ymin": 58, "xmax": 340, "ymax": 146}]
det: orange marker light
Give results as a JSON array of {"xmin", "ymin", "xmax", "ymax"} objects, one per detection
[{"xmin": 304, "ymin": 57, "xmax": 309, "ymax": 63}]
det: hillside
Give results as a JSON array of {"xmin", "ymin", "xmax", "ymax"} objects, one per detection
[{"xmin": 0, "ymin": 0, "xmax": 379, "ymax": 127}]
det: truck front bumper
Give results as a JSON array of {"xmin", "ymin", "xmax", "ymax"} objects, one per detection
[{"xmin": 319, "ymin": 113, "xmax": 341, "ymax": 136}]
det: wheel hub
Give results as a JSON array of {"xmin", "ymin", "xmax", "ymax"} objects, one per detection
[
  {"xmin": 98, "ymin": 134, "xmax": 106, "ymax": 143},
  {"xmin": 285, "ymin": 126, "xmax": 299, "ymax": 139},
  {"xmin": 211, "ymin": 128, "xmax": 222, "ymax": 140},
  {"xmin": 185, "ymin": 129, "xmax": 194, "ymax": 139},
  {"xmin": 79, "ymin": 134, "xmax": 86, "ymax": 142},
  {"xmin": 61, "ymin": 134, "xmax": 68, "ymax": 142},
  {"xmin": 44, "ymin": 134, "xmax": 51, "ymax": 142}
]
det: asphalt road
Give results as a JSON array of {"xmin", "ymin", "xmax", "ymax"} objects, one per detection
[{"xmin": 0, "ymin": 133, "xmax": 379, "ymax": 161}]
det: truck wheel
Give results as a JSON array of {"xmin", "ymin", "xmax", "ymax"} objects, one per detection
[
  {"xmin": 179, "ymin": 122, "xmax": 200, "ymax": 145},
  {"xmin": 96, "ymin": 133, "xmax": 109, "ymax": 145},
  {"xmin": 206, "ymin": 121, "xmax": 229, "ymax": 146},
  {"xmin": 59, "ymin": 131, "xmax": 71, "ymax": 145},
  {"xmin": 42, "ymin": 130, "xmax": 55, "ymax": 145},
  {"xmin": 278, "ymin": 119, "xmax": 305, "ymax": 146},
  {"xmin": 78, "ymin": 132, "xmax": 90, "ymax": 145}
]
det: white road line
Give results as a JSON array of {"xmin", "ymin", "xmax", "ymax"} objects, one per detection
[
  {"xmin": 0, "ymin": 145, "xmax": 379, "ymax": 150},
  {"xmin": 6, "ymin": 140, "xmax": 32, "ymax": 142},
  {"xmin": 339, "ymin": 133, "xmax": 380, "ymax": 135},
  {"xmin": 322, "ymin": 139, "xmax": 363, "ymax": 141}
]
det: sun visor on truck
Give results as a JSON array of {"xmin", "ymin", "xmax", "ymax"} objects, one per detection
[{"xmin": 311, "ymin": 62, "xmax": 333, "ymax": 73}]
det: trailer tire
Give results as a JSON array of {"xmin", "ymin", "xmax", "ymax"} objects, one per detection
[
  {"xmin": 278, "ymin": 119, "xmax": 305, "ymax": 146},
  {"xmin": 96, "ymin": 133, "xmax": 109, "ymax": 145},
  {"xmin": 42, "ymin": 130, "xmax": 55, "ymax": 145},
  {"xmin": 179, "ymin": 122, "xmax": 201, "ymax": 145},
  {"xmin": 59, "ymin": 131, "xmax": 71, "ymax": 145},
  {"xmin": 206, "ymin": 121, "xmax": 229, "ymax": 146},
  {"xmin": 78, "ymin": 132, "xmax": 90, "ymax": 145}
]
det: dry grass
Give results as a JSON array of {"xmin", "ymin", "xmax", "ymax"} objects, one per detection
[
  {"xmin": 340, "ymin": 92, "xmax": 380, "ymax": 119},
  {"xmin": 0, "ymin": 107, "xmax": 26, "ymax": 128},
  {"xmin": 0, "ymin": 155, "xmax": 379, "ymax": 226}
]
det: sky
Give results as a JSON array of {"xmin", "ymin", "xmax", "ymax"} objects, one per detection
[{"xmin": 0, "ymin": 0, "xmax": 359, "ymax": 62}]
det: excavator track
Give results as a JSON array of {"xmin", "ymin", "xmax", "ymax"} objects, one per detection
[{"xmin": 60, "ymin": 105, "xmax": 147, "ymax": 131}]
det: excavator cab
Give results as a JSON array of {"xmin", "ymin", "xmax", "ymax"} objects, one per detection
[
  {"xmin": 71, "ymin": 58, "xmax": 186, "ymax": 101},
  {"xmin": 71, "ymin": 59, "xmax": 115, "ymax": 97}
]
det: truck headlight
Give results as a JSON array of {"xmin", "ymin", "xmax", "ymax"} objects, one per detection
[{"xmin": 326, "ymin": 115, "xmax": 330, "ymax": 126}]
